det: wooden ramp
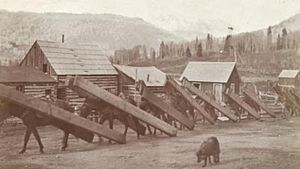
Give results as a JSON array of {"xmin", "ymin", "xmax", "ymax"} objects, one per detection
[
  {"xmin": 183, "ymin": 81, "xmax": 238, "ymax": 122},
  {"xmin": 0, "ymin": 84, "xmax": 126, "ymax": 144},
  {"xmin": 225, "ymin": 91, "xmax": 260, "ymax": 120},
  {"xmin": 67, "ymin": 76, "xmax": 177, "ymax": 137},
  {"xmin": 244, "ymin": 89, "xmax": 276, "ymax": 118},
  {"xmin": 142, "ymin": 87, "xmax": 194, "ymax": 130},
  {"xmin": 166, "ymin": 77, "xmax": 215, "ymax": 124}
]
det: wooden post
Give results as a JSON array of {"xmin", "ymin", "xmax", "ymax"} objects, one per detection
[
  {"xmin": 0, "ymin": 84, "xmax": 126, "ymax": 144},
  {"xmin": 142, "ymin": 86, "xmax": 194, "ymax": 130},
  {"xmin": 244, "ymin": 89, "xmax": 275, "ymax": 118},
  {"xmin": 184, "ymin": 81, "xmax": 238, "ymax": 122},
  {"xmin": 67, "ymin": 76, "xmax": 177, "ymax": 137},
  {"xmin": 166, "ymin": 77, "xmax": 215, "ymax": 124},
  {"xmin": 225, "ymin": 91, "xmax": 260, "ymax": 120}
]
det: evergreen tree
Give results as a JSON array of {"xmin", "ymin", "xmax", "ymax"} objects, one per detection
[
  {"xmin": 159, "ymin": 41, "xmax": 165, "ymax": 59},
  {"xmin": 185, "ymin": 47, "xmax": 192, "ymax": 58},
  {"xmin": 267, "ymin": 26, "xmax": 272, "ymax": 50},
  {"xmin": 281, "ymin": 28, "xmax": 288, "ymax": 49},
  {"xmin": 196, "ymin": 42, "xmax": 203, "ymax": 57},
  {"xmin": 277, "ymin": 34, "xmax": 281, "ymax": 50}
]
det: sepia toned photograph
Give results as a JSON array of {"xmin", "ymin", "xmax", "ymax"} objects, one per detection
[{"xmin": 0, "ymin": 0, "xmax": 299, "ymax": 168}]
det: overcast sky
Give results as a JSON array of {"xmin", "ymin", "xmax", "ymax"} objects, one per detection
[{"xmin": 1, "ymin": 0, "xmax": 300, "ymax": 32}]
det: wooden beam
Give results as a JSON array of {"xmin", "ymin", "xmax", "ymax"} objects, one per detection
[
  {"xmin": 142, "ymin": 87, "xmax": 194, "ymax": 130},
  {"xmin": 183, "ymin": 81, "xmax": 238, "ymax": 122},
  {"xmin": 166, "ymin": 77, "xmax": 215, "ymax": 124},
  {"xmin": 225, "ymin": 91, "xmax": 260, "ymax": 120},
  {"xmin": 244, "ymin": 89, "xmax": 275, "ymax": 118},
  {"xmin": 0, "ymin": 84, "xmax": 126, "ymax": 144},
  {"xmin": 67, "ymin": 76, "xmax": 177, "ymax": 137}
]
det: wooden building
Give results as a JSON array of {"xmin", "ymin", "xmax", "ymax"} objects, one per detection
[
  {"xmin": 114, "ymin": 64, "xmax": 166, "ymax": 100},
  {"xmin": 0, "ymin": 66, "xmax": 57, "ymax": 99},
  {"xmin": 278, "ymin": 69, "xmax": 300, "ymax": 88},
  {"xmin": 20, "ymin": 40, "xmax": 118, "ymax": 106},
  {"xmin": 180, "ymin": 62, "xmax": 241, "ymax": 104}
]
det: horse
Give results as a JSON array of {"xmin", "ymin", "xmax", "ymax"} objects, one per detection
[
  {"xmin": 7, "ymin": 99, "xmax": 87, "ymax": 154},
  {"xmin": 79, "ymin": 97, "xmax": 142, "ymax": 141}
]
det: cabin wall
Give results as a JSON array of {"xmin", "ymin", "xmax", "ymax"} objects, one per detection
[
  {"xmin": 278, "ymin": 78, "xmax": 296, "ymax": 87},
  {"xmin": 0, "ymin": 82, "xmax": 57, "ymax": 99},
  {"xmin": 57, "ymin": 75, "xmax": 118, "ymax": 107},
  {"xmin": 226, "ymin": 67, "xmax": 241, "ymax": 94}
]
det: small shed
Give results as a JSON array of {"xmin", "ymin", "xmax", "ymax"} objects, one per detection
[
  {"xmin": 278, "ymin": 69, "xmax": 300, "ymax": 88},
  {"xmin": 0, "ymin": 66, "xmax": 57, "ymax": 99},
  {"xmin": 20, "ymin": 40, "xmax": 118, "ymax": 106},
  {"xmin": 180, "ymin": 62, "xmax": 241, "ymax": 103},
  {"xmin": 114, "ymin": 64, "xmax": 166, "ymax": 95}
]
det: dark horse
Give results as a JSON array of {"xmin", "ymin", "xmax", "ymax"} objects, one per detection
[
  {"xmin": 79, "ymin": 97, "xmax": 142, "ymax": 141},
  {"xmin": 7, "ymin": 99, "xmax": 85, "ymax": 154}
]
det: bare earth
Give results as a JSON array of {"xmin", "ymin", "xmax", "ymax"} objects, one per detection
[{"xmin": 0, "ymin": 117, "xmax": 300, "ymax": 169}]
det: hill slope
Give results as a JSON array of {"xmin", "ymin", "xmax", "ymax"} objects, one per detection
[{"xmin": 0, "ymin": 10, "xmax": 180, "ymax": 63}]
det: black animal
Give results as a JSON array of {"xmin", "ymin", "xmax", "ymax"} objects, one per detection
[
  {"xmin": 196, "ymin": 137, "xmax": 220, "ymax": 167},
  {"xmin": 8, "ymin": 99, "xmax": 89, "ymax": 154},
  {"xmin": 80, "ymin": 97, "xmax": 142, "ymax": 141}
]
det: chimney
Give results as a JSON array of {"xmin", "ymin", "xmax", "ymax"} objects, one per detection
[
  {"xmin": 62, "ymin": 34, "xmax": 65, "ymax": 43},
  {"xmin": 147, "ymin": 74, "xmax": 150, "ymax": 82}
]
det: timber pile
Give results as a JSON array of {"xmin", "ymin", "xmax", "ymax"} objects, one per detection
[
  {"xmin": 0, "ymin": 84, "xmax": 126, "ymax": 144},
  {"xmin": 141, "ymin": 85, "xmax": 195, "ymax": 130},
  {"xmin": 183, "ymin": 81, "xmax": 238, "ymax": 122},
  {"xmin": 67, "ymin": 76, "xmax": 177, "ymax": 137},
  {"xmin": 166, "ymin": 77, "xmax": 216, "ymax": 124}
]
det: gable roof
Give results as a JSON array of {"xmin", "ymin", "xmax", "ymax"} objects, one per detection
[
  {"xmin": 180, "ymin": 62, "xmax": 237, "ymax": 83},
  {"xmin": 278, "ymin": 70, "xmax": 300, "ymax": 78},
  {"xmin": 114, "ymin": 64, "xmax": 166, "ymax": 86},
  {"xmin": 33, "ymin": 40, "xmax": 118, "ymax": 75},
  {"xmin": 0, "ymin": 66, "xmax": 56, "ymax": 83}
]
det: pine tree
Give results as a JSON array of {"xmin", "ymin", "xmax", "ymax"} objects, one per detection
[
  {"xmin": 185, "ymin": 47, "xmax": 192, "ymax": 58},
  {"xmin": 196, "ymin": 42, "xmax": 203, "ymax": 57},
  {"xmin": 277, "ymin": 34, "xmax": 281, "ymax": 50},
  {"xmin": 159, "ymin": 41, "xmax": 165, "ymax": 59},
  {"xmin": 281, "ymin": 28, "xmax": 288, "ymax": 49},
  {"xmin": 267, "ymin": 26, "xmax": 272, "ymax": 50}
]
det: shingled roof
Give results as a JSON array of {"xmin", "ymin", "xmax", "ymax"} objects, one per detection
[
  {"xmin": 0, "ymin": 66, "xmax": 56, "ymax": 84},
  {"xmin": 180, "ymin": 62, "xmax": 237, "ymax": 83},
  {"xmin": 114, "ymin": 64, "xmax": 166, "ymax": 86},
  {"xmin": 33, "ymin": 40, "xmax": 118, "ymax": 75},
  {"xmin": 278, "ymin": 70, "xmax": 300, "ymax": 78}
]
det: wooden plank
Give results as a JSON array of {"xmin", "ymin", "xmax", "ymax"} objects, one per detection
[
  {"xmin": 166, "ymin": 77, "xmax": 215, "ymax": 124},
  {"xmin": 142, "ymin": 87, "xmax": 194, "ymax": 130},
  {"xmin": 244, "ymin": 89, "xmax": 276, "ymax": 118},
  {"xmin": 225, "ymin": 91, "xmax": 260, "ymax": 120},
  {"xmin": 67, "ymin": 76, "xmax": 177, "ymax": 137},
  {"xmin": 183, "ymin": 81, "xmax": 238, "ymax": 122},
  {"xmin": 0, "ymin": 84, "xmax": 126, "ymax": 144}
]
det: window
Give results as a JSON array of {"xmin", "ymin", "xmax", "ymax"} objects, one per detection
[
  {"xmin": 193, "ymin": 83, "xmax": 201, "ymax": 90},
  {"xmin": 45, "ymin": 89, "xmax": 51, "ymax": 96},
  {"xmin": 43, "ymin": 64, "xmax": 47, "ymax": 73}
]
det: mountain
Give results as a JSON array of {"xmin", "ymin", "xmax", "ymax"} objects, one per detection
[
  {"xmin": 0, "ymin": 10, "xmax": 181, "ymax": 63},
  {"xmin": 269, "ymin": 13, "xmax": 300, "ymax": 35},
  {"xmin": 150, "ymin": 15, "xmax": 235, "ymax": 40}
]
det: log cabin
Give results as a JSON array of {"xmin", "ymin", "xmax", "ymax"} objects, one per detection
[
  {"xmin": 0, "ymin": 66, "xmax": 57, "ymax": 99},
  {"xmin": 180, "ymin": 62, "xmax": 241, "ymax": 104},
  {"xmin": 20, "ymin": 40, "xmax": 118, "ymax": 107},
  {"xmin": 113, "ymin": 64, "xmax": 167, "ymax": 102}
]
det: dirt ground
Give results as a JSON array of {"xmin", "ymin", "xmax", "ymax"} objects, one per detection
[{"xmin": 0, "ymin": 117, "xmax": 300, "ymax": 169}]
